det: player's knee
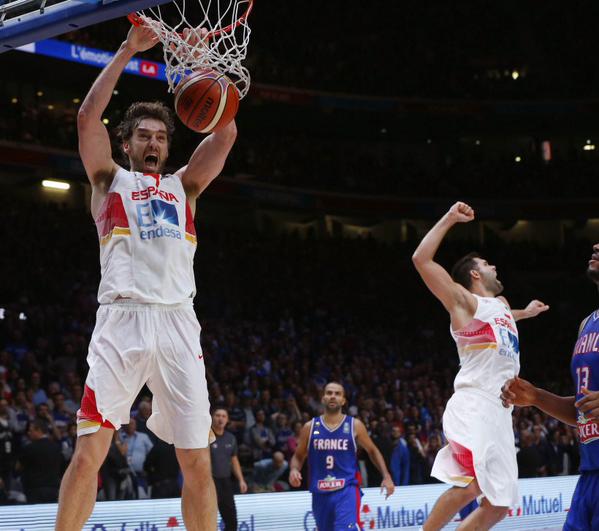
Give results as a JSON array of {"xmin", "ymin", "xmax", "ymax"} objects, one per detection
[
  {"xmin": 459, "ymin": 481, "xmax": 481, "ymax": 502},
  {"xmin": 69, "ymin": 447, "xmax": 103, "ymax": 476},
  {"xmin": 176, "ymin": 448, "xmax": 211, "ymax": 484}
]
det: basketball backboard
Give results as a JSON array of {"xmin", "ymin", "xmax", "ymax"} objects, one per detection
[{"xmin": 0, "ymin": 0, "xmax": 173, "ymax": 52}]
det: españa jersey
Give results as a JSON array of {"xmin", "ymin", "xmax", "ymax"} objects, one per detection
[
  {"xmin": 308, "ymin": 415, "xmax": 359, "ymax": 494},
  {"xmin": 95, "ymin": 168, "xmax": 197, "ymax": 304},
  {"xmin": 450, "ymin": 295, "xmax": 520, "ymax": 398},
  {"xmin": 571, "ymin": 309, "xmax": 599, "ymax": 471}
]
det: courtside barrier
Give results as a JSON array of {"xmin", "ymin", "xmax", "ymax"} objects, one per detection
[{"xmin": 0, "ymin": 475, "xmax": 578, "ymax": 530}]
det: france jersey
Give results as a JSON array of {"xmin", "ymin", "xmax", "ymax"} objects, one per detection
[
  {"xmin": 308, "ymin": 415, "xmax": 362, "ymax": 531},
  {"xmin": 308, "ymin": 415, "xmax": 359, "ymax": 493},
  {"xmin": 571, "ymin": 309, "xmax": 599, "ymax": 471},
  {"xmin": 564, "ymin": 309, "xmax": 599, "ymax": 531}
]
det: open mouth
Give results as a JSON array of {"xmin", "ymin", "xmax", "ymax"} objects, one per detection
[{"xmin": 145, "ymin": 154, "xmax": 159, "ymax": 166}]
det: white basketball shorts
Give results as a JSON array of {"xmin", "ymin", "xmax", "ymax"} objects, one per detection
[
  {"xmin": 431, "ymin": 388, "xmax": 518, "ymax": 508},
  {"xmin": 77, "ymin": 299, "xmax": 211, "ymax": 449}
]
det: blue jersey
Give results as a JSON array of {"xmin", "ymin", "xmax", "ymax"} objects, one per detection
[
  {"xmin": 571, "ymin": 309, "xmax": 599, "ymax": 471},
  {"xmin": 308, "ymin": 415, "xmax": 359, "ymax": 493}
]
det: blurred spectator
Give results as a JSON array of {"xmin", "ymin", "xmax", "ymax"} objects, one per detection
[
  {"xmin": 252, "ymin": 451, "xmax": 289, "ymax": 492},
  {"xmin": 17, "ymin": 419, "xmax": 63, "ymax": 503},
  {"xmin": 144, "ymin": 439, "xmax": 180, "ymax": 499},
  {"xmin": 407, "ymin": 433, "xmax": 428, "ymax": 485},
  {"xmin": 134, "ymin": 400, "xmax": 155, "ymax": 442},
  {"xmin": 272, "ymin": 413, "xmax": 293, "ymax": 455},
  {"xmin": 0, "ymin": 399, "xmax": 16, "ymax": 487},
  {"xmin": 101, "ymin": 431, "xmax": 133, "ymax": 501},
  {"xmin": 119, "ymin": 418, "xmax": 153, "ymax": 498},
  {"xmin": 517, "ymin": 431, "xmax": 546, "ymax": 478},
  {"xmin": 390, "ymin": 426, "xmax": 410, "ymax": 486},
  {"xmin": 249, "ymin": 410, "xmax": 275, "ymax": 460}
]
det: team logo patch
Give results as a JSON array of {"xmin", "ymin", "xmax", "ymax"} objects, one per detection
[
  {"xmin": 578, "ymin": 412, "xmax": 599, "ymax": 444},
  {"xmin": 150, "ymin": 199, "xmax": 179, "ymax": 226},
  {"xmin": 343, "ymin": 422, "xmax": 350, "ymax": 434},
  {"xmin": 317, "ymin": 476, "xmax": 345, "ymax": 491}
]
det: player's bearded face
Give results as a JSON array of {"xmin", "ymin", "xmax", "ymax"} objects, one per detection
[
  {"xmin": 587, "ymin": 244, "xmax": 599, "ymax": 284},
  {"xmin": 125, "ymin": 119, "xmax": 169, "ymax": 174},
  {"xmin": 323, "ymin": 393, "xmax": 345, "ymax": 412}
]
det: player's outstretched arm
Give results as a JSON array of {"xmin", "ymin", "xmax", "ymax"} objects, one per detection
[
  {"xmin": 289, "ymin": 422, "xmax": 311, "ymax": 488},
  {"xmin": 412, "ymin": 202, "xmax": 477, "ymax": 323},
  {"xmin": 78, "ymin": 25, "xmax": 158, "ymax": 188},
  {"xmin": 354, "ymin": 419, "xmax": 395, "ymax": 499},
  {"xmin": 509, "ymin": 299, "xmax": 550, "ymax": 322},
  {"xmin": 500, "ymin": 376, "xmax": 577, "ymax": 426},
  {"xmin": 177, "ymin": 120, "xmax": 237, "ymax": 207}
]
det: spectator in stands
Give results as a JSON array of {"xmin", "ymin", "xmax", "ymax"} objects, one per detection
[
  {"xmin": 250, "ymin": 409, "xmax": 275, "ymax": 460},
  {"xmin": 144, "ymin": 439, "xmax": 181, "ymax": 499},
  {"xmin": 517, "ymin": 431, "xmax": 546, "ymax": 478},
  {"xmin": 134, "ymin": 400, "xmax": 155, "ymax": 442},
  {"xmin": 119, "ymin": 418, "xmax": 153, "ymax": 498},
  {"xmin": 252, "ymin": 451, "xmax": 289, "ymax": 492},
  {"xmin": 101, "ymin": 430, "xmax": 132, "ymax": 500},
  {"xmin": 273, "ymin": 413, "xmax": 293, "ymax": 455},
  {"xmin": 29, "ymin": 372, "xmax": 47, "ymax": 406},
  {"xmin": 17, "ymin": 419, "xmax": 63, "ymax": 503},
  {"xmin": 0, "ymin": 399, "xmax": 16, "ymax": 487},
  {"xmin": 390, "ymin": 426, "xmax": 410, "ymax": 486}
]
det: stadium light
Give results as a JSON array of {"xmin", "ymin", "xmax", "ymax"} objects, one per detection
[
  {"xmin": 512, "ymin": 70, "xmax": 520, "ymax": 80},
  {"xmin": 42, "ymin": 179, "xmax": 70, "ymax": 190},
  {"xmin": 515, "ymin": 156, "xmax": 522, "ymax": 162},
  {"xmin": 583, "ymin": 144, "xmax": 596, "ymax": 151}
]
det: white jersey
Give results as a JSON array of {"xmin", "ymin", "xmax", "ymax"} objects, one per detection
[
  {"xmin": 95, "ymin": 168, "xmax": 197, "ymax": 304},
  {"xmin": 450, "ymin": 294, "xmax": 520, "ymax": 398}
]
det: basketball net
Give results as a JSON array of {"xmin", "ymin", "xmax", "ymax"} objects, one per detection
[{"xmin": 129, "ymin": 0, "xmax": 252, "ymax": 97}]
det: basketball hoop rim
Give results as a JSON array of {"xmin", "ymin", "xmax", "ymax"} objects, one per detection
[{"xmin": 127, "ymin": 0, "xmax": 253, "ymax": 41}]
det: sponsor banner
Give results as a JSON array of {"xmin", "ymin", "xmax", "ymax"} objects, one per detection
[
  {"xmin": 0, "ymin": 475, "xmax": 578, "ymax": 530},
  {"xmin": 19, "ymin": 39, "xmax": 165, "ymax": 81}
]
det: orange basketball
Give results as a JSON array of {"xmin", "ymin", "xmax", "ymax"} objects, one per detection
[{"xmin": 174, "ymin": 70, "xmax": 240, "ymax": 134}]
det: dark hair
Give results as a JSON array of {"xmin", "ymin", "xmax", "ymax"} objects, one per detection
[
  {"xmin": 212, "ymin": 407, "xmax": 229, "ymax": 416},
  {"xmin": 115, "ymin": 101, "xmax": 176, "ymax": 147},
  {"xmin": 450, "ymin": 252, "xmax": 481, "ymax": 290},
  {"xmin": 30, "ymin": 418, "xmax": 49, "ymax": 435},
  {"xmin": 324, "ymin": 381, "xmax": 346, "ymax": 397}
]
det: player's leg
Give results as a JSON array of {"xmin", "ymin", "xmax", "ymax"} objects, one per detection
[
  {"xmin": 332, "ymin": 486, "xmax": 362, "ymax": 530},
  {"xmin": 456, "ymin": 497, "xmax": 508, "ymax": 530},
  {"xmin": 423, "ymin": 480, "xmax": 481, "ymax": 531},
  {"xmin": 176, "ymin": 447, "xmax": 217, "ymax": 531},
  {"xmin": 57, "ymin": 304, "xmax": 154, "ymax": 529},
  {"xmin": 562, "ymin": 473, "xmax": 591, "ymax": 531},
  {"xmin": 148, "ymin": 304, "xmax": 216, "ymax": 530},
  {"xmin": 312, "ymin": 492, "xmax": 335, "ymax": 531},
  {"xmin": 55, "ymin": 427, "xmax": 113, "ymax": 531}
]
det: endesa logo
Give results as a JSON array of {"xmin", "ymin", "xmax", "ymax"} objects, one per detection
[
  {"xmin": 136, "ymin": 200, "xmax": 182, "ymax": 241},
  {"xmin": 132, "ymin": 186, "xmax": 179, "ymax": 203}
]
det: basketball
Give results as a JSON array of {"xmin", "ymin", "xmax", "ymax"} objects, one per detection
[{"xmin": 174, "ymin": 69, "xmax": 240, "ymax": 134}]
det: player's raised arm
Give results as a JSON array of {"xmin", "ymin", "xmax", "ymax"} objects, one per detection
[
  {"xmin": 176, "ymin": 119, "xmax": 237, "ymax": 206},
  {"xmin": 354, "ymin": 419, "xmax": 394, "ymax": 499},
  {"xmin": 78, "ymin": 25, "xmax": 159, "ymax": 189},
  {"xmin": 412, "ymin": 202, "xmax": 477, "ymax": 325},
  {"xmin": 289, "ymin": 421, "xmax": 312, "ymax": 488}
]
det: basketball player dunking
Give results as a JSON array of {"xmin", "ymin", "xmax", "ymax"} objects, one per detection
[
  {"xmin": 55, "ymin": 24, "xmax": 237, "ymax": 531},
  {"xmin": 412, "ymin": 202, "xmax": 548, "ymax": 530},
  {"xmin": 289, "ymin": 382, "xmax": 395, "ymax": 531},
  {"xmin": 501, "ymin": 243, "xmax": 599, "ymax": 530}
]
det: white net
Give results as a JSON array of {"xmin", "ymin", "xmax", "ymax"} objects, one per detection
[{"xmin": 131, "ymin": 0, "xmax": 252, "ymax": 97}]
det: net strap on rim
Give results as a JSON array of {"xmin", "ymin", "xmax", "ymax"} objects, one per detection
[{"xmin": 129, "ymin": 0, "xmax": 252, "ymax": 97}]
